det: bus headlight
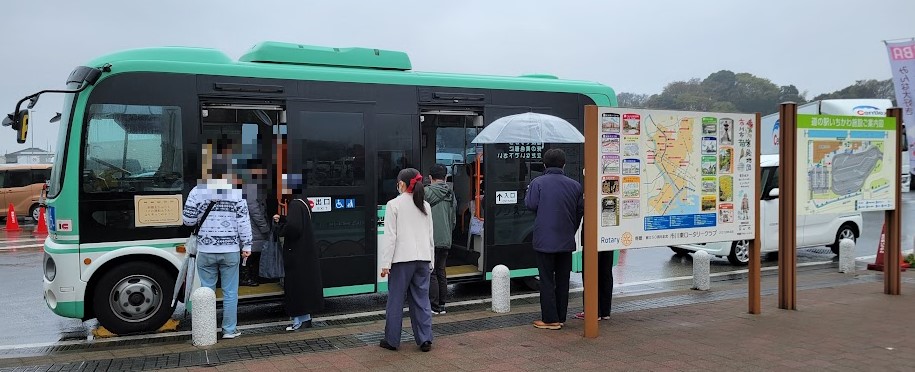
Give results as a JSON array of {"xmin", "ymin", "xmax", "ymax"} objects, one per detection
[{"xmin": 44, "ymin": 253, "xmax": 56, "ymax": 282}]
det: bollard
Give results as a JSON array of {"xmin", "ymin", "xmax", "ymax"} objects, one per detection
[
  {"xmin": 491, "ymin": 264, "xmax": 511, "ymax": 313},
  {"xmin": 838, "ymin": 238, "xmax": 855, "ymax": 273},
  {"xmin": 191, "ymin": 287, "xmax": 217, "ymax": 347},
  {"xmin": 692, "ymin": 250, "xmax": 710, "ymax": 291}
]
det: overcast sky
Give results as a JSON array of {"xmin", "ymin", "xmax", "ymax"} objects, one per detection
[{"xmin": 1, "ymin": 0, "xmax": 913, "ymax": 154}]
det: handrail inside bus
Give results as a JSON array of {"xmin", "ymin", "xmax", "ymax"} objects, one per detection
[
  {"xmin": 474, "ymin": 152, "xmax": 483, "ymax": 220},
  {"xmin": 277, "ymin": 130, "xmax": 286, "ymax": 216}
]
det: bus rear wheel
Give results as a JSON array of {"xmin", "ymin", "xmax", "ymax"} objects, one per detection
[{"xmin": 93, "ymin": 262, "xmax": 175, "ymax": 335}]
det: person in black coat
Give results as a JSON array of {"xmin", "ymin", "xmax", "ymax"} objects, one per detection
[{"xmin": 274, "ymin": 197, "xmax": 324, "ymax": 331}]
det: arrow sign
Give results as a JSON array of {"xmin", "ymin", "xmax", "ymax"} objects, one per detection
[{"xmin": 495, "ymin": 191, "xmax": 517, "ymax": 205}]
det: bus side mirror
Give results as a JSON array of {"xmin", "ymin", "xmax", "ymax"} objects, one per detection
[
  {"xmin": 4, "ymin": 110, "xmax": 29, "ymax": 144},
  {"xmin": 15, "ymin": 110, "xmax": 29, "ymax": 144}
]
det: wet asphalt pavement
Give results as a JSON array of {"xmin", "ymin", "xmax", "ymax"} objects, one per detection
[{"xmin": 0, "ymin": 194, "xmax": 912, "ymax": 348}]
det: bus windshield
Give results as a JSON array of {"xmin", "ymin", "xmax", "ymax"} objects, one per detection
[{"xmin": 46, "ymin": 86, "xmax": 78, "ymax": 198}]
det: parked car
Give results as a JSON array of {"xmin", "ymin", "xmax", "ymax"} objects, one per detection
[
  {"xmin": 670, "ymin": 154, "xmax": 862, "ymax": 265},
  {"xmin": 0, "ymin": 164, "xmax": 52, "ymax": 222}
]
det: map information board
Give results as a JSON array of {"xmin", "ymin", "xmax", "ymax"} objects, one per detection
[
  {"xmin": 596, "ymin": 108, "xmax": 756, "ymax": 251},
  {"xmin": 796, "ymin": 114, "xmax": 896, "ymax": 214}
]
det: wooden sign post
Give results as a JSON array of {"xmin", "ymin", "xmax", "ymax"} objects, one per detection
[
  {"xmin": 749, "ymin": 113, "xmax": 762, "ymax": 314},
  {"xmin": 778, "ymin": 103, "xmax": 797, "ymax": 310},
  {"xmin": 583, "ymin": 105, "xmax": 600, "ymax": 338},
  {"xmin": 885, "ymin": 108, "xmax": 903, "ymax": 295}
]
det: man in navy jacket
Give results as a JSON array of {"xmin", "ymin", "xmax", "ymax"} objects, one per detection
[{"xmin": 524, "ymin": 148, "xmax": 583, "ymax": 330}]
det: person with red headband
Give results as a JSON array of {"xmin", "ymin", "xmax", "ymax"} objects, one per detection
[{"xmin": 378, "ymin": 168, "xmax": 435, "ymax": 352}]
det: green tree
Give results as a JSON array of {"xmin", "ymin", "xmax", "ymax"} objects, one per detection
[
  {"xmin": 730, "ymin": 73, "xmax": 780, "ymax": 114},
  {"xmin": 777, "ymin": 84, "xmax": 807, "ymax": 104},
  {"xmin": 646, "ymin": 79, "xmax": 718, "ymax": 111},
  {"xmin": 813, "ymin": 79, "xmax": 894, "ymax": 101},
  {"xmin": 616, "ymin": 92, "xmax": 650, "ymax": 108},
  {"xmin": 701, "ymin": 70, "xmax": 737, "ymax": 101}
]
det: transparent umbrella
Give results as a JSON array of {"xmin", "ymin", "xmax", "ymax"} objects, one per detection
[{"xmin": 471, "ymin": 112, "xmax": 584, "ymax": 144}]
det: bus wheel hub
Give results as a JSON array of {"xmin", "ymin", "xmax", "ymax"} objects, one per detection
[{"xmin": 110, "ymin": 275, "xmax": 161, "ymax": 321}]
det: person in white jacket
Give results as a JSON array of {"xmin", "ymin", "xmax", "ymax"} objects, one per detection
[
  {"xmin": 378, "ymin": 168, "xmax": 435, "ymax": 352},
  {"xmin": 183, "ymin": 164, "xmax": 252, "ymax": 340}
]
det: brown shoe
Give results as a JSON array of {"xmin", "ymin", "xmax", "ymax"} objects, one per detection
[{"xmin": 533, "ymin": 320, "xmax": 562, "ymax": 330}]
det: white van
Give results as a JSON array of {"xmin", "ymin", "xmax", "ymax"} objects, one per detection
[{"xmin": 670, "ymin": 154, "xmax": 862, "ymax": 265}]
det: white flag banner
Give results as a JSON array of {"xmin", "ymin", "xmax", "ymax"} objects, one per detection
[{"xmin": 886, "ymin": 40, "xmax": 915, "ymax": 153}]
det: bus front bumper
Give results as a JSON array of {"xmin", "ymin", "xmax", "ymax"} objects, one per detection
[{"xmin": 44, "ymin": 277, "xmax": 85, "ymax": 319}]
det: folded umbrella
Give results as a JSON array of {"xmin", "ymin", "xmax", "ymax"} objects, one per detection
[{"xmin": 171, "ymin": 236, "xmax": 199, "ymax": 308}]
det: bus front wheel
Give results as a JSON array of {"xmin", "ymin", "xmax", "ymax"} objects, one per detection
[{"xmin": 93, "ymin": 262, "xmax": 175, "ymax": 335}]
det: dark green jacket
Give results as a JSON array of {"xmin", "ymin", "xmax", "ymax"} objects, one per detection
[{"xmin": 424, "ymin": 181, "xmax": 456, "ymax": 249}]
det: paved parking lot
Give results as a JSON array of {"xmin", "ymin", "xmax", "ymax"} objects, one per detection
[{"xmin": 1, "ymin": 266, "xmax": 912, "ymax": 371}]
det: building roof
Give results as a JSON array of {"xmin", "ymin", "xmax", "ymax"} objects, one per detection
[{"xmin": 5, "ymin": 147, "xmax": 53, "ymax": 156}]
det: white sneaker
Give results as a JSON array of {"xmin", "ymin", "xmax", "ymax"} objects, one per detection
[
  {"xmin": 286, "ymin": 322, "xmax": 301, "ymax": 332},
  {"xmin": 222, "ymin": 331, "xmax": 242, "ymax": 339}
]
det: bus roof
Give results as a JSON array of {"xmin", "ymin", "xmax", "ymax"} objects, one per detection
[{"xmin": 85, "ymin": 41, "xmax": 617, "ymax": 105}]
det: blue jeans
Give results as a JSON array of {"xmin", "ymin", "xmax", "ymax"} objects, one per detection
[
  {"xmin": 197, "ymin": 252, "xmax": 241, "ymax": 334},
  {"xmin": 292, "ymin": 314, "xmax": 311, "ymax": 325}
]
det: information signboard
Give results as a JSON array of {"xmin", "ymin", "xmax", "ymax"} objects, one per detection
[
  {"xmin": 796, "ymin": 114, "xmax": 896, "ymax": 214},
  {"xmin": 595, "ymin": 108, "xmax": 756, "ymax": 251}
]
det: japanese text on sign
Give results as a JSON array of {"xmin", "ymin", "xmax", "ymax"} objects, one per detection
[{"xmin": 497, "ymin": 143, "xmax": 544, "ymax": 160}]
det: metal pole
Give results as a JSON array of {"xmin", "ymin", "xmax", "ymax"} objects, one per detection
[
  {"xmin": 583, "ymin": 105, "xmax": 600, "ymax": 338},
  {"xmin": 886, "ymin": 108, "xmax": 903, "ymax": 295},
  {"xmin": 778, "ymin": 103, "xmax": 797, "ymax": 310},
  {"xmin": 749, "ymin": 112, "xmax": 761, "ymax": 314}
]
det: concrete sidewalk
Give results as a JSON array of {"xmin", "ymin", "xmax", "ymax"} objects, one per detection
[{"xmin": 2, "ymin": 268, "xmax": 914, "ymax": 372}]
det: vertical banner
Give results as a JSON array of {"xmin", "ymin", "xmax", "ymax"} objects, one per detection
[{"xmin": 886, "ymin": 39, "xmax": 915, "ymax": 171}]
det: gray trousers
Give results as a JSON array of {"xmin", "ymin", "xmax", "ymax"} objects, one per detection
[{"xmin": 384, "ymin": 261, "xmax": 434, "ymax": 347}]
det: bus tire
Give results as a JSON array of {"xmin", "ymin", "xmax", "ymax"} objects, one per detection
[{"xmin": 93, "ymin": 261, "xmax": 175, "ymax": 335}]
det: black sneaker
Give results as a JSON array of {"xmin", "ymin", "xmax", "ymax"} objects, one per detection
[
  {"xmin": 420, "ymin": 341, "xmax": 432, "ymax": 352},
  {"xmin": 379, "ymin": 340, "xmax": 397, "ymax": 351}
]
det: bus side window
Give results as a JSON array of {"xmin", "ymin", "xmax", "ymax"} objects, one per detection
[{"xmin": 82, "ymin": 104, "xmax": 184, "ymax": 193}]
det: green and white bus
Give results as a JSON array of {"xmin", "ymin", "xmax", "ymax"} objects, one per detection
[{"xmin": 4, "ymin": 41, "xmax": 617, "ymax": 334}]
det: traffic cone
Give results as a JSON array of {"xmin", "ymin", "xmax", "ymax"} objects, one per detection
[
  {"xmin": 5, "ymin": 203, "xmax": 21, "ymax": 232},
  {"xmin": 34, "ymin": 206, "xmax": 48, "ymax": 235},
  {"xmin": 867, "ymin": 223, "xmax": 908, "ymax": 271}
]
